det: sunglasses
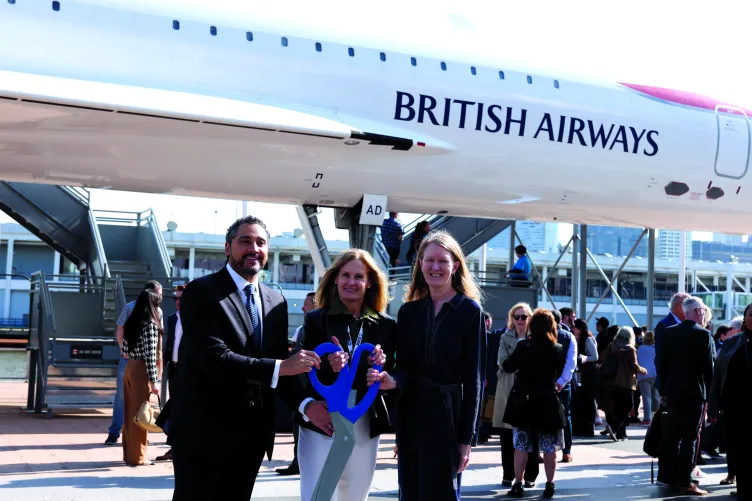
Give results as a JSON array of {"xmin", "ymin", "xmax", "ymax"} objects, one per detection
[
  {"xmin": 513, "ymin": 314, "xmax": 528, "ymax": 321},
  {"xmin": 173, "ymin": 296, "xmax": 181, "ymax": 301}
]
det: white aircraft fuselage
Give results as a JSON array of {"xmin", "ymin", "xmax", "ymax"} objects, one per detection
[{"xmin": 0, "ymin": 1, "xmax": 749, "ymax": 233}]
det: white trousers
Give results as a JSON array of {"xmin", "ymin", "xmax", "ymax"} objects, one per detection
[{"xmin": 298, "ymin": 412, "xmax": 380, "ymax": 501}]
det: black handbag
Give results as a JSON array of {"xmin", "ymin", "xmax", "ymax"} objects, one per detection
[{"xmin": 643, "ymin": 405, "xmax": 666, "ymax": 458}]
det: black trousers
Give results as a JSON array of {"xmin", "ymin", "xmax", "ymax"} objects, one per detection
[
  {"xmin": 500, "ymin": 428, "xmax": 539, "ymax": 482},
  {"xmin": 557, "ymin": 384, "xmax": 572, "ymax": 453},
  {"xmin": 658, "ymin": 399, "xmax": 705, "ymax": 488},
  {"xmin": 726, "ymin": 409, "xmax": 749, "ymax": 497},
  {"xmin": 172, "ymin": 443, "xmax": 265, "ymax": 501},
  {"xmin": 605, "ymin": 388, "xmax": 632, "ymax": 439}
]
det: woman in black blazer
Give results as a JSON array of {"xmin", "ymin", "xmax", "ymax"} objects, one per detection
[{"xmin": 296, "ymin": 249, "xmax": 395, "ymax": 501}]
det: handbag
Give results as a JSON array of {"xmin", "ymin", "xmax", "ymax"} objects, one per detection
[
  {"xmin": 134, "ymin": 393, "xmax": 162, "ymax": 433},
  {"xmin": 480, "ymin": 394, "xmax": 495, "ymax": 422},
  {"xmin": 643, "ymin": 404, "xmax": 666, "ymax": 458}
]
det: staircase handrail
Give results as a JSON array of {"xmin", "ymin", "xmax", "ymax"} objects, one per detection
[
  {"xmin": 60, "ymin": 186, "xmax": 90, "ymax": 207},
  {"xmin": 88, "ymin": 209, "xmax": 110, "ymax": 279},
  {"xmin": 114, "ymin": 274, "xmax": 127, "ymax": 320},
  {"xmin": 372, "ymin": 231, "xmax": 392, "ymax": 269},
  {"xmin": 33, "ymin": 271, "xmax": 57, "ymax": 334},
  {"xmin": 144, "ymin": 210, "xmax": 173, "ymax": 278}
]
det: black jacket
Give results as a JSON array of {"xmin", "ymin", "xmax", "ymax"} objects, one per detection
[
  {"xmin": 655, "ymin": 320, "xmax": 714, "ymax": 402},
  {"xmin": 163, "ymin": 312, "xmax": 179, "ymax": 365},
  {"xmin": 296, "ymin": 303, "xmax": 397, "ymax": 438},
  {"xmin": 710, "ymin": 330, "xmax": 751, "ymax": 416},
  {"xmin": 169, "ymin": 267, "xmax": 303, "ymax": 458}
]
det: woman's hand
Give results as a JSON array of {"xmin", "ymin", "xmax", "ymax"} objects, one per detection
[
  {"xmin": 328, "ymin": 336, "xmax": 349, "ymax": 372},
  {"xmin": 150, "ymin": 382, "xmax": 160, "ymax": 395},
  {"xmin": 366, "ymin": 369, "xmax": 396, "ymax": 389},
  {"xmin": 457, "ymin": 444, "xmax": 471, "ymax": 473},
  {"xmin": 368, "ymin": 344, "xmax": 386, "ymax": 367}
]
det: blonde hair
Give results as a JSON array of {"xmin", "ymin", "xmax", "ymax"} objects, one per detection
[
  {"xmin": 315, "ymin": 249, "xmax": 391, "ymax": 313},
  {"xmin": 506, "ymin": 302, "xmax": 533, "ymax": 331},
  {"xmin": 643, "ymin": 331, "xmax": 655, "ymax": 345},
  {"xmin": 404, "ymin": 230, "xmax": 482, "ymax": 304}
]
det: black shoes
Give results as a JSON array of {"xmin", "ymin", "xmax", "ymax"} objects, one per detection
[
  {"xmin": 104, "ymin": 434, "xmax": 118, "ymax": 446},
  {"xmin": 507, "ymin": 482, "xmax": 523, "ymax": 498},
  {"xmin": 276, "ymin": 465, "xmax": 299, "ymax": 476},
  {"xmin": 543, "ymin": 482, "xmax": 556, "ymax": 498}
]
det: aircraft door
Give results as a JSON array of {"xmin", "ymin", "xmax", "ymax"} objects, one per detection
[{"xmin": 714, "ymin": 105, "xmax": 750, "ymax": 179}]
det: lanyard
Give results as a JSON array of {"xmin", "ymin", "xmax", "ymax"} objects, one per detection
[{"xmin": 346, "ymin": 324, "xmax": 364, "ymax": 355}]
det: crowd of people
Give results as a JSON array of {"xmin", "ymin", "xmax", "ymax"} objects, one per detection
[{"xmin": 101, "ymin": 213, "xmax": 748, "ymax": 501}]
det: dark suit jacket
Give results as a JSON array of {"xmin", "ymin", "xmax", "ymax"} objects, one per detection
[
  {"xmin": 169, "ymin": 267, "xmax": 302, "ymax": 458},
  {"xmin": 653, "ymin": 313, "xmax": 679, "ymax": 391},
  {"xmin": 655, "ymin": 320, "xmax": 714, "ymax": 403},
  {"xmin": 163, "ymin": 313, "xmax": 179, "ymax": 365},
  {"xmin": 296, "ymin": 305, "xmax": 397, "ymax": 438}
]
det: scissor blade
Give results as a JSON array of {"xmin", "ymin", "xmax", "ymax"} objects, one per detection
[{"xmin": 310, "ymin": 413, "xmax": 356, "ymax": 501}]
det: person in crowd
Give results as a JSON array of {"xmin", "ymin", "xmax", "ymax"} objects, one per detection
[
  {"xmin": 478, "ymin": 311, "xmax": 501, "ymax": 444},
  {"xmin": 380, "ymin": 212, "xmax": 403, "ymax": 267},
  {"xmin": 598, "ymin": 326, "xmax": 647, "ymax": 441},
  {"xmin": 571, "ymin": 319, "xmax": 598, "ymax": 437},
  {"xmin": 713, "ymin": 324, "xmax": 731, "ymax": 357},
  {"xmin": 155, "ymin": 284, "xmax": 185, "ymax": 462},
  {"xmin": 656, "ymin": 296, "xmax": 714, "ymax": 496},
  {"xmin": 406, "ymin": 220, "xmax": 430, "ymax": 265},
  {"xmin": 654, "ymin": 292, "xmax": 690, "ymax": 389},
  {"xmin": 549, "ymin": 309, "xmax": 577, "ymax": 463},
  {"xmin": 592, "ymin": 317, "xmax": 609, "ymax": 427},
  {"xmin": 295, "ymin": 249, "xmax": 392, "ymax": 501},
  {"xmin": 105, "ymin": 280, "xmax": 163, "ymax": 446},
  {"xmin": 277, "ymin": 292, "xmax": 317, "ymax": 476},
  {"xmin": 370, "ymin": 230, "xmax": 483, "ymax": 500},
  {"xmin": 636, "ymin": 331, "xmax": 658, "ymax": 424},
  {"xmin": 493, "ymin": 302, "xmax": 539, "ymax": 487},
  {"xmin": 727, "ymin": 316, "xmax": 743, "ymax": 337},
  {"xmin": 559, "ymin": 308, "xmax": 575, "ymax": 332},
  {"xmin": 121, "ymin": 288, "xmax": 163, "ymax": 466},
  {"xmin": 501, "ymin": 308, "xmax": 566, "ymax": 499},
  {"xmin": 169, "ymin": 216, "xmax": 326, "ymax": 500},
  {"xmin": 718, "ymin": 303, "xmax": 751, "ymax": 500},
  {"xmin": 595, "ymin": 319, "xmax": 614, "ymax": 358},
  {"xmin": 506, "ymin": 245, "xmax": 532, "ymax": 281}
]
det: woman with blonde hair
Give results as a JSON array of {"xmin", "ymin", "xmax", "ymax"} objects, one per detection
[
  {"xmin": 493, "ymin": 302, "xmax": 539, "ymax": 487},
  {"xmin": 368, "ymin": 230, "xmax": 483, "ymax": 500},
  {"xmin": 296, "ymin": 249, "xmax": 394, "ymax": 501}
]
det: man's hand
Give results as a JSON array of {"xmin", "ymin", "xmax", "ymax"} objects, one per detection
[
  {"xmin": 327, "ymin": 336, "xmax": 349, "ymax": 372},
  {"xmin": 368, "ymin": 344, "xmax": 386, "ymax": 367},
  {"xmin": 305, "ymin": 401, "xmax": 333, "ymax": 436},
  {"xmin": 279, "ymin": 350, "xmax": 321, "ymax": 376},
  {"xmin": 458, "ymin": 444, "xmax": 471, "ymax": 473},
  {"xmin": 555, "ymin": 382, "xmax": 563, "ymax": 392}
]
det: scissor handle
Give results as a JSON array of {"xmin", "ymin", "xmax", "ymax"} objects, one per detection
[
  {"xmin": 308, "ymin": 342, "xmax": 383, "ymax": 421},
  {"xmin": 340, "ymin": 343, "xmax": 382, "ymax": 423},
  {"xmin": 309, "ymin": 342, "xmax": 347, "ymax": 413}
]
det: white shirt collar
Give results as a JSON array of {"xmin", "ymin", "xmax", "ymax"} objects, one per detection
[
  {"xmin": 670, "ymin": 312, "xmax": 681, "ymax": 324},
  {"xmin": 225, "ymin": 263, "xmax": 259, "ymax": 295}
]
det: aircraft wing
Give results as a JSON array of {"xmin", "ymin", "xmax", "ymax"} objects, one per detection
[{"xmin": 0, "ymin": 70, "xmax": 455, "ymax": 154}]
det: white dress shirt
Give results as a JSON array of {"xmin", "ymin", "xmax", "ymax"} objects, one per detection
[
  {"xmin": 225, "ymin": 263, "xmax": 281, "ymax": 389},
  {"xmin": 172, "ymin": 312, "xmax": 183, "ymax": 363}
]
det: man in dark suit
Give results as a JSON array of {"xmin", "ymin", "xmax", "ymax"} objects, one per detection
[
  {"xmin": 169, "ymin": 216, "xmax": 329, "ymax": 501},
  {"xmin": 156, "ymin": 284, "xmax": 185, "ymax": 462},
  {"xmin": 654, "ymin": 292, "xmax": 689, "ymax": 390},
  {"xmin": 656, "ymin": 295, "xmax": 714, "ymax": 496},
  {"xmin": 478, "ymin": 311, "xmax": 502, "ymax": 443}
]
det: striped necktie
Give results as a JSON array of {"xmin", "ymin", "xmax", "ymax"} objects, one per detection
[{"xmin": 244, "ymin": 284, "xmax": 262, "ymax": 350}]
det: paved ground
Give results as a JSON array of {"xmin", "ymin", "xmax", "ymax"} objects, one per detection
[{"xmin": 0, "ymin": 381, "xmax": 737, "ymax": 500}]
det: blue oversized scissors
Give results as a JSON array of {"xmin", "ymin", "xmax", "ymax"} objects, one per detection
[{"xmin": 308, "ymin": 341, "xmax": 382, "ymax": 501}]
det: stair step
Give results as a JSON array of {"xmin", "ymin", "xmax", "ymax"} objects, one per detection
[{"xmin": 109, "ymin": 261, "xmax": 151, "ymax": 273}]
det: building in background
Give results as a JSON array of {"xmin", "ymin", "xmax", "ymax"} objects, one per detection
[
  {"xmin": 487, "ymin": 221, "xmax": 558, "ymax": 253},
  {"xmin": 657, "ymin": 230, "xmax": 693, "ymax": 261}
]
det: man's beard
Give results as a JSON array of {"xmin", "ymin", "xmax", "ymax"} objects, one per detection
[{"xmin": 230, "ymin": 254, "xmax": 263, "ymax": 278}]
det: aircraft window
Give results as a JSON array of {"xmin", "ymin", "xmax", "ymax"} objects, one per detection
[
  {"xmin": 210, "ymin": 26, "xmax": 217, "ymax": 36},
  {"xmin": 441, "ymin": 62, "xmax": 447, "ymax": 71},
  {"xmin": 380, "ymin": 52, "xmax": 386, "ymax": 61},
  {"xmin": 499, "ymin": 71, "xmax": 505, "ymax": 80},
  {"xmin": 315, "ymin": 42, "xmax": 322, "ymax": 52},
  {"xmin": 246, "ymin": 31, "xmax": 253, "ymax": 41},
  {"xmin": 471, "ymin": 66, "xmax": 477, "ymax": 75},
  {"xmin": 411, "ymin": 57, "xmax": 417, "ymax": 66},
  {"xmin": 281, "ymin": 37, "xmax": 288, "ymax": 47},
  {"xmin": 348, "ymin": 47, "xmax": 355, "ymax": 57},
  {"xmin": 554, "ymin": 79, "xmax": 560, "ymax": 89},
  {"xmin": 52, "ymin": 0, "xmax": 60, "ymax": 11},
  {"xmin": 527, "ymin": 75, "xmax": 533, "ymax": 84},
  {"xmin": 173, "ymin": 20, "xmax": 180, "ymax": 30},
  {"xmin": 8, "ymin": 0, "xmax": 16, "ymax": 4}
]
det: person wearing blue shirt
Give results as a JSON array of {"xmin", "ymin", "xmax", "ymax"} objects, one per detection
[{"xmin": 507, "ymin": 245, "xmax": 532, "ymax": 281}]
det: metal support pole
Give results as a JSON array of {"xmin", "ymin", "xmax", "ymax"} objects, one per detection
[
  {"xmin": 507, "ymin": 222, "xmax": 516, "ymax": 271},
  {"xmin": 579, "ymin": 224, "xmax": 588, "ymax": 320},
  {"xmin": 571, "ymin": 225, "xmax": 579, "ymax": 312},
  {"xmin": 678, "ymin": 230, "xmax": 687, "ymax": 293},
  {"xmin": 585, "ymin": 249, "xmax": 639, "ymax": 327},
  {"xmin": 539, "ymin": 236, "xmax": 574, "ymax": 288},
  {"xmin": 647, "ymin": 229, "xmax": 656, "ymax": 330}
]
